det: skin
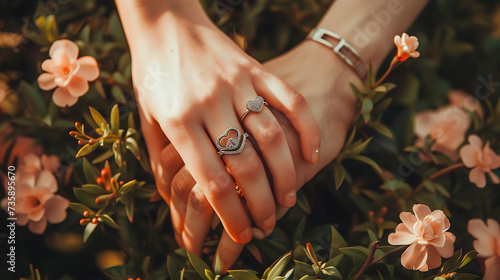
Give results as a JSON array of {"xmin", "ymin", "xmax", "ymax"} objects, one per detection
[
  {"xmin": 116, "ymin": 0, "xmax": 430, "ymax": 271},
  {"xmin": 116, "ymin": 0, "xmax": 321, "ymax": 245}
]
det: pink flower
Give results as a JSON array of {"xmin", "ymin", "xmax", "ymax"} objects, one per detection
[
  {"xmin": 0, "ymin": 126, "xmax": 43, "ymax": 166},
  {"xmin": 1, "ymin": 170, "xmax": 69, "ymax": 234},
  {"xmin": 448, "ymin": 90, "xmax": 482, "ymax": 116},
  {"xmin": 37, "ymin": 39, "xmax": 99, "ymax": 107},
  {"xmin": 415, "ymin": 106, "xmax": 471, "ymax": 160},
  {"xmin": 394, "ymin": 33, "xmax": 420, "ymax": 62},
  {"xmin": 459, "ymin": 135, "xmax": 500, "ymax": 188},
  {"xmin": 468, "ymin": 219, "xmax": 500, "ymax": 280},
  {"xmin": 388, "ymin": 204, "xmax": 455, "ymax": 272}
]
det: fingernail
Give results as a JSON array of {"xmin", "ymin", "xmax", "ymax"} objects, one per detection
[
  {"xmin": 285, "ymin": 192, "xmax": 296, "ymax": 207},
  {"xmin": 252, "ymin": 227, "xmax": 265, "ymax": 240},
  {"xmin": 312, "ymin": 148, "xmax": 320, "ymax": 164},
  {"xmin": 239, "ymin": 228, "xmax": 252, "ymax": 243}
]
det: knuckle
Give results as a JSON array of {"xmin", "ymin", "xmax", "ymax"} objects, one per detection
[
  {"xmin": 258, "ymin": 121, "xmax": 284, "ymax": 149},
  {"xmin": 228, "ymin": 151, "xmax": 262, "ymax": 179},
  {"xmin": 171, "ymin": 171, "xmax": 191, "ymax": 199},
  {"xmin": 288, "ymin": 92, "xmax": 308, "ymax": 113},
  {"xmin": 206, "ymin": 173, "xmax": 234, "ymax": 198},
  {"xmin": 188, "ymin": 187, "xmax": 209, "ymax": 212}
]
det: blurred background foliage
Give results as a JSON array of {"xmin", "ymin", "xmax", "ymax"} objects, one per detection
[{"xmin": 0, "ymin": 0, "xmax": 500, "ymax": 279}]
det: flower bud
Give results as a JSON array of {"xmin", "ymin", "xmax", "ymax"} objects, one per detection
[
  {"xmin": 376, "ymin": 217, "xmax": 384, "ymax": 225},
  {"xmin": 69, "ymin": 131, "xmax": 77, "ymax": 136},
  {"xmin": 95, "ymin": 194, "xmax": 111, "ymax": 205},
  {"xmin": 88, "ymin": 139, "xmax": 95, "ymax": 145},
  {"xmin": 80, "ymin": 218, "xmax": 90, "ymax": 226},
  {"xmin": 380, "ymin": 206, "xmax": 388, "ymax": 215},
  {"xmin": 78, "ymin": 139, "xmax": 89, "ymax": 145},
  {"xmin": 101, "ymin": 167, "xmax": 111, "ymax": 180},
  {"xmin": 92, "ymin": 217, "xmax": 98, "ymax": 224},
  {"xmin": 83, "ymin": 211, "xmax": 89, "ymax": 217}
]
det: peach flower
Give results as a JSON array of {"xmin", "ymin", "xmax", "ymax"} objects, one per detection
[
  {"xmin": 415, "ymin": 106, "xmax": 471, "ymax": 160},
  {"xmin": 0, "ymin": 126, "xmax": 43, "ymax": 166},
  {"xmin": 394, "ymin": 33, "xmax": 420, "ymax": 62},
  {"xmin": 388, "ymin": 204, "xmax": 455, "ymax": 271},
  {"xmin": 468, "ymin": 218, "xmax": 500, "ymax": 280},
  {"xmin": 448, "ymin": 90, "xmax": 482, "ymax": 117},
  {"xmin": 459, "ymin": 135, "xmax": 500, "ymax": 188},
  {"xmin": 37, "ymin": 39, "xmax": 99, "ymax": 107},
  {"xmin": 2, "ymin": 170, "xmax": 69, "ymax": 234}
]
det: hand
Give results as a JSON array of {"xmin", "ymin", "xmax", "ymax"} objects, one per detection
[
  {"xmin": 159, "ymin": 40, "xmax": 359, "ymax": 271},
  {"xmin": 118, "ymin": 1, "xmax": 321, "ymax": 245}
]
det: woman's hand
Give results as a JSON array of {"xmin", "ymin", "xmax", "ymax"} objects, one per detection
[
  {"xmin": 157, "ymin": 40, "xmax": 359, "ymax": 270},
  {"xmin": 116, "ymin": 0, "xmax": 321, "ymax": 245}
]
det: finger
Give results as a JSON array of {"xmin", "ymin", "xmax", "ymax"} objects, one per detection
[
  {"xmin": 215, "ymin": 229, "xmax": 245, "ymax": 273},
  {"xmin": 204, "ymin": 108, "xmax": 276, "ymax": 236},
  {"xmin": 158, "ymin": 144, "xmax": 184, "ymax": 202},
  {"xmin": 182, "ymin": 184, "xmax": 215, "ymax": 256},
  {"xmin": 138, "ymin": 104, "xmax": 173, "ymax": 202},
  {"xmin": 162, "ymin": 122, "xmax": 252, "ymax": 244},
  {"xmin": 236, "ymin": 90, "xmax": 297, "ymax": 208},
  {"xmin": 252, "ymin": 71, "xmax": 321, "ymax": 165},
  {"xmin": 170, "ymin": 166, "xmax": 196, "ymax": 240}
]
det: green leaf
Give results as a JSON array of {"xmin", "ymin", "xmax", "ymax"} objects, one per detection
[
  {"xmin": 113, "ymin": 139, "xmax": 122, "ymax": 167},
  {"xmin": 339, "ymin": 247, "xmax": 368, "ymax": 271},
  {"xmin": 89, "ymin": 107, "xmax": 108, "ymax": 128},
  {"xmin": 372, "ymin": 98, "xmax": 393, "ymax": 115},
  {"xmin": 369, "ymin": 122, "xmax": 394, "ymax": 139},
  {"xmin": 74, "ymin": 188, "xmax": 99, "ymax": 208},
  {"xmin": 83, "ymin": 158, "xmax": 99, "ymax": 183},
  {"xmin": 381, "ymin": 181, "xmax": 412, "ymax": 198},
  {"xmin": 82, "ymin": 184, "xmax": 107, "ymax": 195},
  {"xmin": 68, "ymin": 202, "xmax": 94, "ymax": 216},
  {"xmin": 205, "ymin": 269, "xmax": 214, "ymax": 280},
  {"xmin": 76, "ymin": 143, "xmax": 99, "ymax": 158},
  {"xmin": 321, "ymin": 266, "xmax": 341, "ymax": 279},
  {"xmin": 20, "ymin": 80, "xmax": 47, "ymax": 117},
  {"xmin": 349, "ymin": 83, "xmax": 363, "ymax": 97},
  {"xmin": 214, "ymin": 253, "xmax": 221, "ymax": 276},
  {"xmin": 266, "ymin": 252, "xmax": 291, "ymax": 280},
  {"xmin": 108, "ymin": 12, "xmax": 126, "ymax": 43},
  {"xmin": 459, "ymin": 251, "xmax": 478, "ymax": 269},
  {"xmin": 330, "ymin": 225, "xmax": 348, "ymax": 259},
  {"xmin": 333, "ymin": 162, "xmax": 346, "ymax": 190},
  {"xmin": 119, "ymin": 180, "xmax": 137, "ymax": 195},
  {"xmin": 434, "ymin": 183, "xmax": 450, "ymax": 198},
  {"xmin": 100, "ymin": 214, "xmax": 121, "ymax": 229},
  {"xmin": 125, "ymin": 196, "xmax": 135, "ymax": 223},
  {"xmin": 440, "ymin": 249, "xmax": 462, "ymax": 274},
  {"xmin": 350, "ymin": 137, "xmax": 372, "ymax": 155},
  {"xmin": 227, "ymin": 270, "xmax": 260, "ymax": 280},
  {"xmin": 453, "ymin": 273, "xmax": 479, "ymax": 280},
  {"xmin": 111, "ymin": 84, "xmax": 127, "ymax": 104},
  {"xmin": 126, "ymin": 137, "xmax": 141, "ymax": 160},
  {"xmin": 92, "ymin": 149, "xmax": 114, "ymax": 164},
  {"xmin": 154, "ymin": 202, "xmax": 170, "ymax": 229},
  {"xmin": 168, "ymin": 256, "xmax": 180, "ymax": 280},
  {"xmin": 142, "ymin": 256, "xmax": 151, "ymax": 276},
  {"xmin": 110, "ymin": 104, "xmax": 120, "ymax": 134},
  {"xmin": 361, "ymin": 99, "xmax": 374, "ymax": 114},
  {"xmin": 362, "ymin": 113, "xmax": 371, "ymax": 124},
  {"xmin": 293, "ymin": 261, "xmax": 315, "ymax": 276},
  {"xmin": 83, "ymin": 222, "xmax": 97, "ymax": 242},
  {"xmin": 187, "ymin": 251, "xmax": 212, "ymax": 280},
  {"xmin": 297, "ymin": 192, "xmax": 311, "ymax": 214},
  {"xmin": 348, "ymin": 155, "xmax": 382, "ymax": 173}
]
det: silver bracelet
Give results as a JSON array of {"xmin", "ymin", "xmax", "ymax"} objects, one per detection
[{"xmin": 307, "ymin": 28, "xmax": 367, "ymax": 80}]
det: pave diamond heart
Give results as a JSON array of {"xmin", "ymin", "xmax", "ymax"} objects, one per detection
[
  {"xmin": 246, "ymin": 96, "xmax": 265, "ymax": 112},
  {"xmin": 225, "ymin": 137, "xmax": 240, "ymax": 149}
]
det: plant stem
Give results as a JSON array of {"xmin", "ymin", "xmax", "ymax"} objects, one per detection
[
  {"xmin": 352, "ymin": 241, "xmax": 379, "ymax": 280},
  {"xmin": 370, "ymin": 245, "xmax": 406, "ymax": 266},
  {"xmin": 372, "ymin": 57, "xmax": 401, "ymax": 89},
  {"xmin": 414, "ymin": 163, "xmax": 465, "ymax": 193}
]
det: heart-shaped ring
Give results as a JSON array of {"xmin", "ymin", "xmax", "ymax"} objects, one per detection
[
  {"xmin": 216, "ymin": 127, "xmax": 249, "ymax": 156},
  {"xmin": 240, "ymin": 96, "xmax": 269, "ymax": 122}
]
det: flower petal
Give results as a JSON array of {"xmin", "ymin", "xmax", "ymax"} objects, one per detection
[
  {"xmin": 414, "ymin": 109, "xmax": 438, "ymax": 139},
  {"xmin": 460, "ymin": 143, "xmax": 480, "ymax": 168},
  {"xmin": 401, "ymin": 243, "xmax": 428, "ymax": 271},
  {"xmin": 486, "ymin": 219, "xmax": 500, "ymax": 236},
  {"xmin": 413, "ymin": 204, "xmax": 432, "ymax": 221},
  {"xmin": 468, "ymin": 219, "xmax": 491, "ymax": 240},
  {"xmin": 389, "ymin": 223, "xmax": 417, "ymax": 245},
  {"xmin": 41, "ymin": 59, "xmax": 58, "ymax": 72},
  {"xmin": 484, "ymin": 256, "xmax": 500, "ymax": 280},
  {"xmin": 16, "ymin": 213, "xmax": 29, "ymax": 226},
  {"xmin": 425, "ymin": 246, "xmax": 443, "ymax": 271},
  {"xmin": 400, "ymin": 212, "xmax": 418, "ymax": 233},
  {"xmin": 28, "ymin": 217, "xmax": 47, "ymax": 234},
  {"xmin": 37, "ymin": 73, "xmax": 57, "ymax": 91},
  {"xmin": 37, "ymin": 169, "xmax": 58, "ymax": 193},
  {"xmin": 67, "ymin": 76, "xmax": 89, "ymax": 97},
  {"xmin": 44, "ymin": 195, "xmax": 69, "ymax": 224},
  {"xmin": 469, "ymin": 166, "xmax": 486, "ymax": 188},
  {"xmin": 49, "ymin": 39, "xmax": 79, "ymax": 60},
  {"xmin": 27, "ymin": 206, "xmax": 45, "ymax": 222},
  {"xmin": 76, "ymin": 56, "xmax": 99, "ymax": 81},
  {"xmin": 434, "ymin": 232, "xmax": 455, "ymax": 258},
  {"xmin": 487, "ymin": 171, "xmax": 499, "ymax": 184},
  {"xmin": 52, "ymin": 87, "xmax": 78, "ymax": 107},
  {"xmin": 41, "ymin": 155, "xmax": 60, "ymax": 173}
]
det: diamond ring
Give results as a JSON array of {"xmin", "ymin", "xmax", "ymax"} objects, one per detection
[
  {"xmin": 216, "ymin": 127, "xmax": 249, "ymax": 156},
  {"xmin": 240, "ymin": 96, "xmax": 269, "ymax": 122}
]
